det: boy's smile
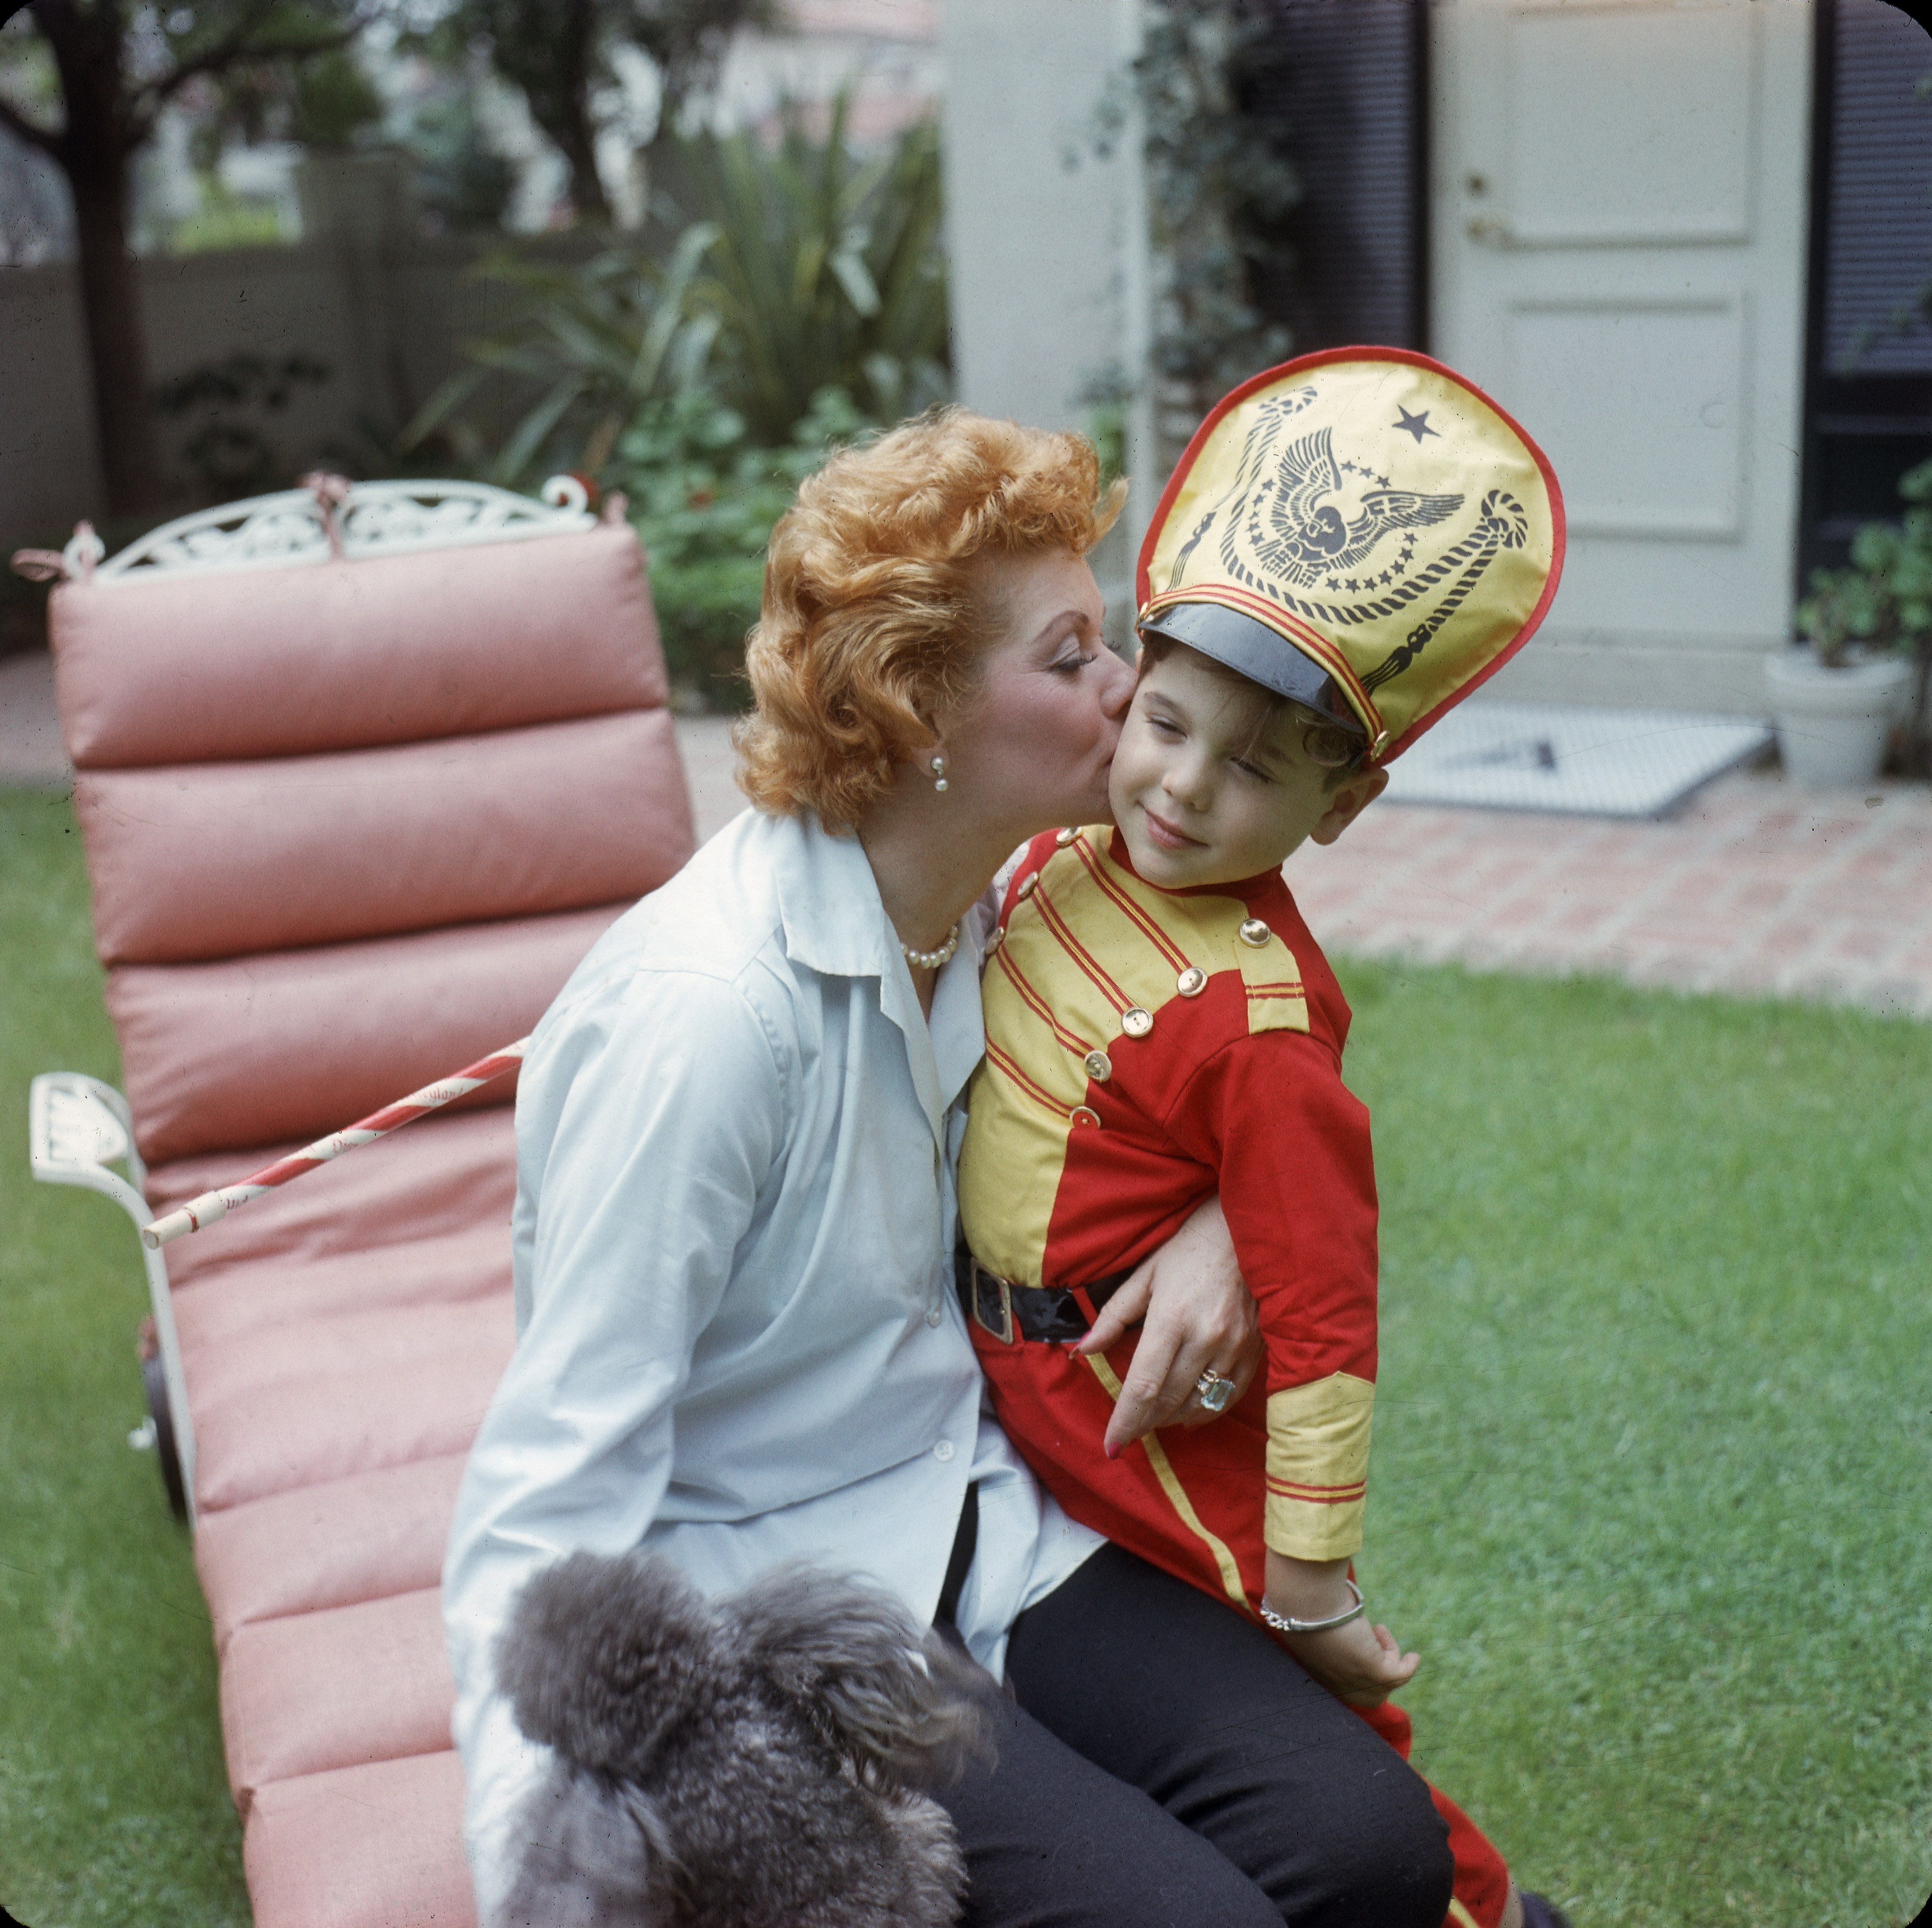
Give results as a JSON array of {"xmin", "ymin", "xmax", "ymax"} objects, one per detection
[{"xmin": 1109, "ymin": 646, "xmax": 1388, "ymax": 890}]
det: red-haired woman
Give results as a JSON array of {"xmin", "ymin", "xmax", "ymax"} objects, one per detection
[{"xmin": 444, "ymin": 410, "xmax": 1453, "ymax": 1927}]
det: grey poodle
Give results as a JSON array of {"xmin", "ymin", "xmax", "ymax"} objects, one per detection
[{"xmin": 490, "ymin": 1548, "xmax": 995, "ymax": 1928}]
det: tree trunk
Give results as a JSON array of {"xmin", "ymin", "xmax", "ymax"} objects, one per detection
[
  {"xmin": 34, "ymin": 0, "xmax": 169, "ymax": 519},
  {"xmin": 551, "ymin": 0, "xmax": 608, "ymax": 225},
  {"xmin": 67, "ymin": 144, "xmax": 167, "ymax": 517},
  {"xmin": 556, "ymin": 113, "xmax": 611, "ymax": 225}
]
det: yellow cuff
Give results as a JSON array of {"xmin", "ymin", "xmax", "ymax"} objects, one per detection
[{"xmin": 1264, "ymin": 1372, "xmax": 1373, "ymax": 1561}]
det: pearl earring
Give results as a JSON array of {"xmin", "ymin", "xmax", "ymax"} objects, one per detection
[{"xmin": 930, "ymin": 755, "xmax": 949, "ymax": 793}]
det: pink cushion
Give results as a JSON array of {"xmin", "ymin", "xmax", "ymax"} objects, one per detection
[
  {"xmin": 183, "ymin": 1293, "xmax": 511, "ymax": 1414},
  {"xmin": 109, "ymin": 903, "xmax": 624, "ymax": 1164},
  {"xmin": 197, "ymin": 1454, "xmax": 467, "ymax": 1654},
  {"xmin": 221, "ymin": 1587, "xmax": 456, "ymax": 1812},
  {"xmin": 53, "ymin": 521, "xmax": 663, "ymax": 769},
  {"xmin": 147, "ymin": 1107, "xmax": 517, "ymax": 1289},
  {"xmin": 77, "ymin": 709, "xmax": 693, "ymax": 965},
  {"xmin": 193, "ymin": 1328, "xmax": 512, "ymax": 1514},
  {"xmin": 172, "ymin": 1221, "xmax": 510, "ymax": 1361},
  {"xmin": 244, "ymin": 1751, "xmax": 475, "ymax": 1928}
]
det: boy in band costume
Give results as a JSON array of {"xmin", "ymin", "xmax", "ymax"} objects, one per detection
[{"xmin": 957, "ymin": 349, "xmax": 1570, "ymax": 1928}]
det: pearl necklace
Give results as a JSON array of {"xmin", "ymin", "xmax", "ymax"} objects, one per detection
[{"xmin": 901, "ymin": 924, "xmax": 960, "ymax": 971}]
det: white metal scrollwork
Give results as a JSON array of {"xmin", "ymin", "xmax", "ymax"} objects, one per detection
[{"xmin": 84, "ymin": 477, "xmax": 598, "ymax": 586}]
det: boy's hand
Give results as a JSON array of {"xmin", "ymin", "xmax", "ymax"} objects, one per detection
[
  {"xmin": 1078, "ymin": 1194, "xmax": 1261, "ymax": 1454},
  {"xmin": 1274, "ymin": 1616, "xmax": 1419, "ymax": 1708}
]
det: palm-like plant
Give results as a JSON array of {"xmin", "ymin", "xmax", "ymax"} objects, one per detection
[
  {"xmin": 394, "ymin": 102, "xmax": 949, "ymax": 704},
  {"xmin": 672, "ymin": 98, "xmax": 949, "ymax": 444},
  {"xmin": 399, "ymin": 221, "xmax": 724, "ymax": 485}
]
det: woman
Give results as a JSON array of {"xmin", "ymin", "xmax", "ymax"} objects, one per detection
[{"xmin": 443, "ymin": 411, "xmax": 1452, "ymax": 1926}]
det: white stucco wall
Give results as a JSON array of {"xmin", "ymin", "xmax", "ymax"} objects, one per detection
[{"xmin": 938, "ymin": 0, "xmax": 1155, "ymax": 631}]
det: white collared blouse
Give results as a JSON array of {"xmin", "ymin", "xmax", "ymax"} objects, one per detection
[{"xmin": 443, "ymin": 807, "xmax": 1101, "ymax": 1904}]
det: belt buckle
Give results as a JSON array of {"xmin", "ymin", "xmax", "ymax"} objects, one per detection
[{"xmin": 971, "ymin": 1262, "xmax": 1016, "ymax": 1346}]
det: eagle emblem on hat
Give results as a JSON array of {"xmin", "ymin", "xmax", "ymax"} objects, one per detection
[
  {"xmin": 1241, "ymin": 422, "xmax": 1463, "ymax": 587},
  {"xmin": 1139, "ymin": 349, "xmax": 1565, "ymax": 762},
  {"xmin": 1168, "ymin": 402, "xmax": 1465, "ymax": 593}
]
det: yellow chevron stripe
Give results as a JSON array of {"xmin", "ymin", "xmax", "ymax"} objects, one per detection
[
  {"xmin": 1082, "ymin": 1351, "xmax": 1251, "ymax": 1615},
  {"xmin": 1448, "ymin": 1900, "xmax": 1482, "ymax": 1928}
]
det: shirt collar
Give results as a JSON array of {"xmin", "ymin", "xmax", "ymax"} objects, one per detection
[
  {"xmin": 770, "ymin": 812, "xmax": 901, "ymax": 982},
  {"xmin": 770, "ymin": 811, "xmax": 984, "ymax": 1130}
]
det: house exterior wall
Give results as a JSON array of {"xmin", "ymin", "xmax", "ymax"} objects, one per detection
[
  {"xmin": 941, "ymin": 0, "xmax": 1825, "ymax": 717},
  {"xmin": 938, "ymin": 0, "xmax": 1154, "ymax": 636}
]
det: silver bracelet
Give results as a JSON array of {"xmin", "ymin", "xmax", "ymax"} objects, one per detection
[{"xmin": 1258, "ymin": 1576, "xmax": 1365, "ymax": 1636}]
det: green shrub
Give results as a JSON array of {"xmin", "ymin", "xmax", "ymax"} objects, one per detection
[{"xmin": 611, "ymin": 385, "xmax": 873, "ymax": 704}]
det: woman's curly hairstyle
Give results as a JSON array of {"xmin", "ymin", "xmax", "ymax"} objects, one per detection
[{"xmin": 734, "ymin": 407, "xmax": 1126, "ymax": 830}]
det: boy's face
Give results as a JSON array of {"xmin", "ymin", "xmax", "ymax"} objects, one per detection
[{"xmin": 1108, "ymin": 646, "xmax": 1389, "ymax": 890}]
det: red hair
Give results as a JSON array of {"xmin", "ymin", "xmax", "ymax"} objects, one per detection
[{"xmin": 735, "ymin": 408, "xmax": 1126, "ymax": 829}]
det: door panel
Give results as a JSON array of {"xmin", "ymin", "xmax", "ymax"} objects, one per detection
[{"xmin": 1432, "ymin": 0, "xmax": 1812, "ymax": 713}]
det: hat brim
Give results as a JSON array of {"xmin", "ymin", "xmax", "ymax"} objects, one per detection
[{"xmin": 1135, "ymin": 600, "xmax": 1366, "ymax": 735}]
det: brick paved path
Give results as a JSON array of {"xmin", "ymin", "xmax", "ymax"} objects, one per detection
[
  {"xmin": 8, "ymin": 652, "xmax": 1930, "ymax": 1019},
  {"xmin": 1283, "ymin": 775, "xmax": 1932, "ymax": 1021}
]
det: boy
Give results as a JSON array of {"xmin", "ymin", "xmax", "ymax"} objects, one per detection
[{"xmin": 956, "ymin": 349, "xmax": 1566, "ymax": 1928}]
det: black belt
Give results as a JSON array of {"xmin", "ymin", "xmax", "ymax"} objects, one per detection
[{"xmin": 956, "ymin": 1248, "xmax": 1131, "ymax": 1346}]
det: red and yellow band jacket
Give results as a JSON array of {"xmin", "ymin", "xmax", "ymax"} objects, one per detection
[{"xmin": 957, "ymin": 824, "xmax": 1379, "ymax": 1615}]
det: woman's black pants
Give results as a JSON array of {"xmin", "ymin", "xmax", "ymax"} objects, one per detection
[{"xmin": 936, "ymin": 1542, "xmax": 1454, "ymax": 1928}]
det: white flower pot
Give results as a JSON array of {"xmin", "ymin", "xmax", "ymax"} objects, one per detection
[{"xmin": 1764, "ymin": 651, "xmax": 1913, "ymax": 788}]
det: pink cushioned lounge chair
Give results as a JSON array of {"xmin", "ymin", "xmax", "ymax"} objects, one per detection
[{"xmin": 24, "ymin": 476, "xmax": 697, "ymax": 1927}]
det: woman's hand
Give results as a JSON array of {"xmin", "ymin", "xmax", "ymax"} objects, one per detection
[{"xmin": 1075, "ymin": 1195, "xmax": 1261, "ymax": 1456}]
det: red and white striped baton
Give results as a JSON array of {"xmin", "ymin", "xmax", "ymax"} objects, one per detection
[{"xmin": 140, "ymin": 1038, "xmax": 530, "ymax": 1250}]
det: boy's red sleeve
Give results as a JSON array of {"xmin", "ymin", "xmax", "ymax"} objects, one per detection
[{"xmin": 1161, "ymin": 1029, "xmax": 1379, "ymax": 1561}]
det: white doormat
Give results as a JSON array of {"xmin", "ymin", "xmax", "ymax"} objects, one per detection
[{"xmin": 1380, "ymin": 702, "xmax": 1773, "ymax": 818}]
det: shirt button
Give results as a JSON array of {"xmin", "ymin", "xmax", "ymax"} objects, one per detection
[
  {"xmin": 1016, "ymin": 873, "xmax": 1039, "ymax": 900},
  {"xmin": 925, "ymin": 1306, "xmax": 943, "ymax": 1327},
  {"xmin": 987, "ymin": 925, "xmax": 1004, "ymax": 951},
  {"xmin": 1176, "ymin": 966, "xmax": 1207, "ymax": 996},
  {"xmin": 1083, "ymin": 1048, "xmax": 1112, "ymax": 1081},
  {"xmin": 1239, "ymin": 918, "xmax": 1272, "ymax": 946},
  {"xmin": 1055, "ymin": 826, "xmax": 1077, "ymax": 846},
  {"xmin": 1121, "ymin": 1006, "xmax": 1153, "ymax": 1037},
  {"xmin": 934, "ymin": 1440, "xmax": 955, "ymax": 1462},
  {"xmin": 1069, "ymin": 1104, "xmax": 1101, "ymax": 1128}
]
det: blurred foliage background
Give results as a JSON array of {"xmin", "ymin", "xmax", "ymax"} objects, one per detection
[{"xmin": 401, "ymin": 94, "xmax": 949, "ymax": 706}]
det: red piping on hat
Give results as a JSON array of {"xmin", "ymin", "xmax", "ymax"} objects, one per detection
[
  {"xmin": 1141, "ymin": 582, "xmax": 1379, "ymax": 735},
  {"xmin": 1134, "ymin": 345, "xmax": 1568, "ymax": 766}
]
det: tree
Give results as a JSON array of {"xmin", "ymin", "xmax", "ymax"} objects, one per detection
[
  {"xmin": 0, "ymin": 1, "xmax": 381, "ymax": 518},
  {"xmin": 452, "ymin": 0, "xmax": 775, "ymax": 228}
]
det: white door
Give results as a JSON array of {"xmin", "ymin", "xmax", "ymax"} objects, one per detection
[{"xmin": 1429, "ymin": 0, "xmax": 1813, "ymax": 715}]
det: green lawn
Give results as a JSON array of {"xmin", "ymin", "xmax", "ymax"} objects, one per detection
[
  {"xmin": 3, "ymin": 783, "xmax": 1929, "ymax": 1927},
  {"xmin": 0, "ymin": 788, "xmax": 250, "ymax": 1927}
]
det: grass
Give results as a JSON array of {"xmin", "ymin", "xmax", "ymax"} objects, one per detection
[
  {"xmin": 1346, "ymin": 960, "xmax": 1932, "ymax": 1927},
  {"xmin": 0, "ymin": 788, "xmax": 250, "ymax": 1928},
  {"xmin": 2, "ymin": 783, "xmax": 1928, "ymax": 1926}
]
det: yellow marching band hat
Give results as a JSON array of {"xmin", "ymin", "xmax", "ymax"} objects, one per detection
[{"xmin": 1137, "ymin": 347, "xmax": 1566, "ymax": 764}]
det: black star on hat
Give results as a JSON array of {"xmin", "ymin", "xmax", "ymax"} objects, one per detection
[{"xmin": 1394, "ymin": 406, "xmax": 1439, "ymax": 444}]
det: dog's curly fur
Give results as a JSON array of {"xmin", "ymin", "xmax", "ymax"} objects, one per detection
[{"xmin": 489, "ymin": 1550, "xmax": 995, "ymax": 1928}]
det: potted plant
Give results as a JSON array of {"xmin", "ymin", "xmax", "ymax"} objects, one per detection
[{"xmin": 1772, "ymin": 458, "xmax": 1932, "ymax": 787}]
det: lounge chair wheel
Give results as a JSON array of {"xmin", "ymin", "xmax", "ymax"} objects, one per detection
[{"xmin": 137, "ymin": 1318, "xmax": 188, "ymax": 1522}]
